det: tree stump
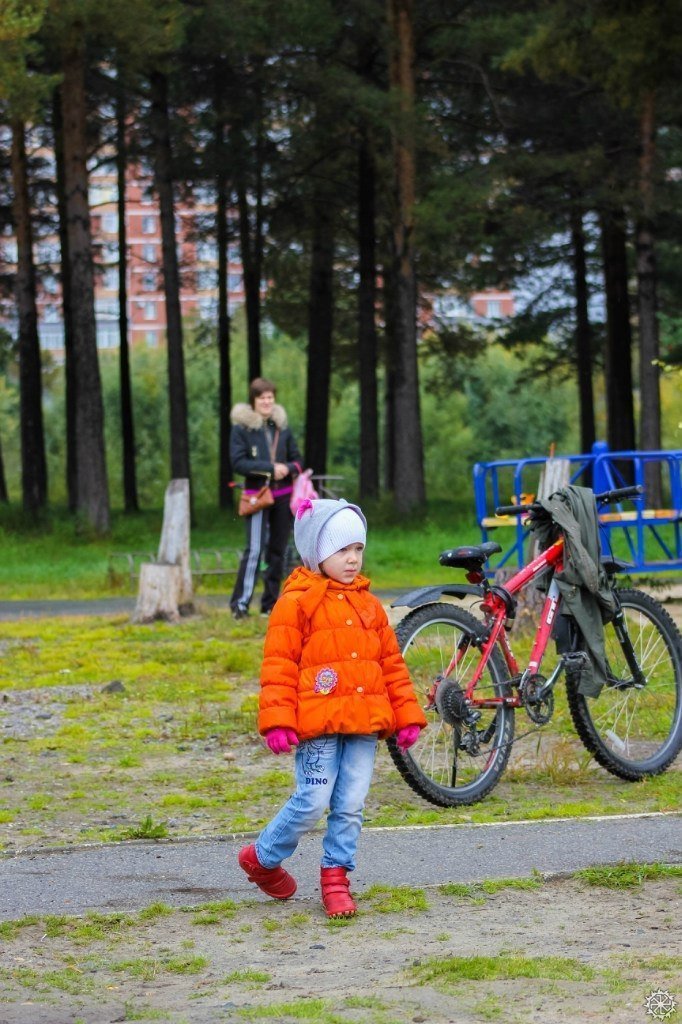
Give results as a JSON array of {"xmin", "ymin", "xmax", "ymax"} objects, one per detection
[
  {"xmin": 132, "ymin": 478, "xmax": 194, "ymax": 623},
  {"xmin": 133, "ymin": 563, "xmax": 183, "ymax": 623}
]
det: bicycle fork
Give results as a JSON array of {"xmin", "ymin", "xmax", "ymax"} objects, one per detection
[{"xmin": 605, "ymin": 595, "xmax": 647, "ymax": 690}]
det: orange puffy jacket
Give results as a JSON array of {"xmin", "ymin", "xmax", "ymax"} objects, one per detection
[{"xmin": 258, "ymin": 566, "xmax": 427, "ymax": 741}]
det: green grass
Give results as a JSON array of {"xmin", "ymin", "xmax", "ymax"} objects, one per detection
[
  {"xmin": 361, "ymin": 884, "xmax": 429, "ymax": 913},
  {"xmin": 575, "ymin": 862, "xmax": 682, "ymax": 889},
  {"xmin": 223, "ymin": 969, "xmax": 272, "ymax": 985},
  {"xmin": 439, "ymin": 876, "xmax": 543, "ymax": 901},
  {"xmin": 0, "ymin": 503, "xmax": 482, "ymax": 599},
  {"xmin": 112, "ymin": 953, "xmax": 208, "ymax": 980},
  {"xmin": 236, "ymin": 998, "xmax": 346, "ymax": 1022},
  {"xmin": 0, "ymin": 608, "xmax": 680, "ymax": 851},
  {"xmin": 411, "ymin": 952, "xmax": 596, "ymax": 987}
]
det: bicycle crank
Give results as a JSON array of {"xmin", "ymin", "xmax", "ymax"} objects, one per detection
[{"xmin": 521, "ymin": 674, "xmax": 555, "ymax": 725}]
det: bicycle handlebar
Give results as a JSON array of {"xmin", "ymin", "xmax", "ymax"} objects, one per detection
[{"xmin": 494, "ymin": 484, "xmax": 643, "ymax": 518}]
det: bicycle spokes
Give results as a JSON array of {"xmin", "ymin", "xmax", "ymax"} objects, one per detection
[
  {"xmin": 388, "ymin": 604, "xmax": 515, "ymax": 806},
  {"xmin": 565, "ymin": 590, "xmax": 682, "ymax": 779}
]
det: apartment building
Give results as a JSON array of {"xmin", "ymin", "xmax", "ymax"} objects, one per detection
[
  {"xmin": 1, "ymin": 160, "xmax": 246, "ymax": 358},
  {"xmin": 0, "ymin": 159, "xmax": 513, "ymax": 354}
]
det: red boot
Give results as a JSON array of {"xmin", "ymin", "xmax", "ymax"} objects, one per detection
[
  {"xmin": 238, "ymin": 844, "xmax": 297, "ymax": 900},
  {"xmin": 320, "ymin": 867, "xmax": 357, "ymax": 918}
]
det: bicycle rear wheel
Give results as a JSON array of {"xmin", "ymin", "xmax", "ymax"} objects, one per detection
[
  {"xmin": 388, "ymin": 603, "xmax": 514, "ymax": 806},
  {"xmin": 566, "ymin": 589, "xmax": 682, "ymax": 780}
]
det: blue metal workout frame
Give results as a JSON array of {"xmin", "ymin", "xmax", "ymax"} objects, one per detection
[{"xmin": 473, "ymin": 444, "xmax": 682, "ymax": 574}]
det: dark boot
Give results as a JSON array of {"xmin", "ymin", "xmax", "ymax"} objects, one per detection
[
  {"xmin": 238, "ymin": 844, "xmax": 296, "ymax": 900},
  {"xmin": 320, "ymin": 866, "xmax": 357, "ymax": 918}
]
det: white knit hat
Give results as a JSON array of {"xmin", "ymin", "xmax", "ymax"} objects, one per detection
[
  {"xmin": 294, "ymin": 498, "xmax": 367, "ymax": 573},
  {"xmin": 317, "ymin": 507, "xmax": 366, "ymax": 566}
]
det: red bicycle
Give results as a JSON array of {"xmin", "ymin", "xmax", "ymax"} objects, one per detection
[{"xmin": 388, "ymin": 485, "xmax": 682, "ymax": 806}]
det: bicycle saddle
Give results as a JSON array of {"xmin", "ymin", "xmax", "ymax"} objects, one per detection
[{"xmin": 439, "ymin": 542, "xmax": 502, "ymax": 570}]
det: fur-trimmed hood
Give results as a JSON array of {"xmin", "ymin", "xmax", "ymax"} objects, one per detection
[{"xmin": 230, "ymin": 402, "xmax": 288, "ymax": 431}]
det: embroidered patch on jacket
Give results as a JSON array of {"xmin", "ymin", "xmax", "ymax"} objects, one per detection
[{"xmin": 314, "ymin": 667, "xmax": 338, "ymax": 695}]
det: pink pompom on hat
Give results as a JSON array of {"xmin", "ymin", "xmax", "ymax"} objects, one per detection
[{"xmin": 294, "ymin": 499, "xmax": 367, "ymax": 573}]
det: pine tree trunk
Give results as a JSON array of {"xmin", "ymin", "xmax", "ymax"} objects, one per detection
[
  {"xmin": 382, "ymin": 259, "xmax": 396, "ymax": 493},
  {"xmin": 215, "ymin": 69, "xmax": 233, "ymax": 510},
  {"xmin": 304, "ymin": 186, "xmax": 334, "ymax": 475},
  {"xmin": 150, "ymin": 70, "xmax": 191, "ymax": 484},
  {"xmin": 357, "ymin": 133, "xmax": 379, "ymax": 499},
  {"xmin": 636, "ymin": 91, "xmax": 662, "ymax": 506},
  {"xmin": 386, "ymin": 0, "xmax": 425, "ymax": 514},
  {"xmin": 569, "ymin": 206, "xmax": 596, "ymax": 457},
  {"xmin": 0, "ymin": 434, "xmax": 7, "ymax": 502},
  {"xmin": 61, "ymin": 43, "xmax": 110, "ymax": 533},
  {"xmin": 237, "ymin": 176, "xmax": 261, "ymax": 382},
  {"xmin": 53, "ymin": 90, "xmax": 77, "ymax": 513},
  {"xmin": 599, "ymin": 207, "xmax": 636, "ymax": 457},
  {"xmin": 11, "ymin": 120, "xmax": 48, "ymax": 515},
  {"xmin": 116, "ymin": 78, "xmax": 139, "ymax": 512},
  {"xmin": 234, "ymin": 70, "xmax": 264, "ymax": 386}
]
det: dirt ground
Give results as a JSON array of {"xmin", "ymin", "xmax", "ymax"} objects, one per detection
[
  {"xmin": 0, "ymin": 874, "xmax": 680, "ymax": 1024},
  {"xmin": 1, "ymin": 588, "xmax": 680, "ymax": 1023}
]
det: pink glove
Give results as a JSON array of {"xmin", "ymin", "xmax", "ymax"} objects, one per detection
[
  {"xmin": 395, "ymin": 725, "xmax": 421, "ymax": 751},
  {"xmin": 265, "ymin": 727, "xmax": 299, "ymax": 755}
]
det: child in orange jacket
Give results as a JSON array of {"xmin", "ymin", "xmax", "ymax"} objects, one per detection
[{"xmin": 238, "ymin": 498, "xmax": 427, "ymax": 918}]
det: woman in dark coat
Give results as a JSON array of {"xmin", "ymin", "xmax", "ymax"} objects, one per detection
[{"xmin": 230, "ymin": 377, "xmax": 302, "ymax": 618}]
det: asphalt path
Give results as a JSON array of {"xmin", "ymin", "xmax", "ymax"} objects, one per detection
[
  {"xmin": 1, "ymin": 812, "xmax": 680, "ymax": 921},
  {"xmin": 0, "ymin": 594, "xmax": 408, "ymax": 621},
  {"xmin": 0, "ymin": 592, "xmax": 411, "ymax": 622}
]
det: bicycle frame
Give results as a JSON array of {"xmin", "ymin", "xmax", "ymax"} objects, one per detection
[
  {"xmin": 448, "ymin": 536, "xmax": 567, "ymax": 709},
  {"xmin": 389, "ymin": 481, "xmax": 682, "ymax": 806}
]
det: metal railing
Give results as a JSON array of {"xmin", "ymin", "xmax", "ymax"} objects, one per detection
[{"xmin": 473, "ymin": 445, "xmax": 681, "ymax": 573}]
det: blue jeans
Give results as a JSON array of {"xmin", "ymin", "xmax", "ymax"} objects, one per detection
[{"xmin": 254, "ymin": 734, "xmax": 378, "ymax": 872}]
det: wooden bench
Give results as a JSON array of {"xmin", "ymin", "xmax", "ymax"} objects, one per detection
[{"xmin": 109, "ymin": 548, "xmax": 243, "ymax": 589}]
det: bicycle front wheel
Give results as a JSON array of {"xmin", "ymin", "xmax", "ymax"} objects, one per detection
[
  {"xmin": 387, "ymin": 603, "xmax": 514, "ymax": 807},
  {"xmin": 566, "ymin": 589, "xmax": 682, "ymax": 780}
]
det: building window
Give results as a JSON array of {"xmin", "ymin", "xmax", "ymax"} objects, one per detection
[
  {"xmin": 198, "ymin": 297, "xmax": 217, "ymax": 321},
  {"xmin": 97, "ymin": 323, "xmax": 119, "ymax": 348},
  {"xmin": 102, "ymin": 212, "xmax": 118, "ymax": 234},
  {"xmin": 42, "ymin": 303, "xmax": 60, "ymax": 323},
  {"xmin": 196, "ymin": 268, "xmax": 215, "ymax": 291},
  {"xmin": 143, "ymin": 301, "xmax": 156, "ymax": 320},
  {"xmin": 102, "ymin": 268, "xmax": 118, "ymax": 290},
  {"xmin": 2, "ymin": 241, "xmax": 18, "ymax": 263},
  {"xmin": 36, "ymin": 240, "xmax": 60, "ymax": 264},
  {"xmin": 142, "ymin": 243, "xmax": 156, "ymax": 263},
  {"xmin": 145, "ymin": 330, "xmax": 157, "ymax": 346},
  {"xmin": 142, "ymin": 216, "xmax": 156, "ymax": 234},
  {"xmin": 39, "ymin": 323, "xmax": 65, "ymax": 350},
  {"xmin": 228, "ymin": 272, "xmax": 242, "ymax": 291},
  {"xmin": 486, "ymin": 299, "xmax": 501, "ymax": 318},
  {"xmin": 196, "ymin": 240, "xmax": 217, "ymax": 262},
  {"xmin": 141, "ymin": 272, "xmax": 156, "ymax": 291},
  {"xmin": 96, "ymin": 299, "xmax": 118, "ymax": 317},
  {"xmin": 101, "ymin": 241, "xmax": 119, "ymax": 261}
]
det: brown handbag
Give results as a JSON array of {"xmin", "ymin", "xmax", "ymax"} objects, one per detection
[
  {"xmin": 238, "ymin": 483, "xmax": 275, "ymax": 516},
  {"xmin": 238, "ymin": 429, "xmax": 280, "ymax": 516}
]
